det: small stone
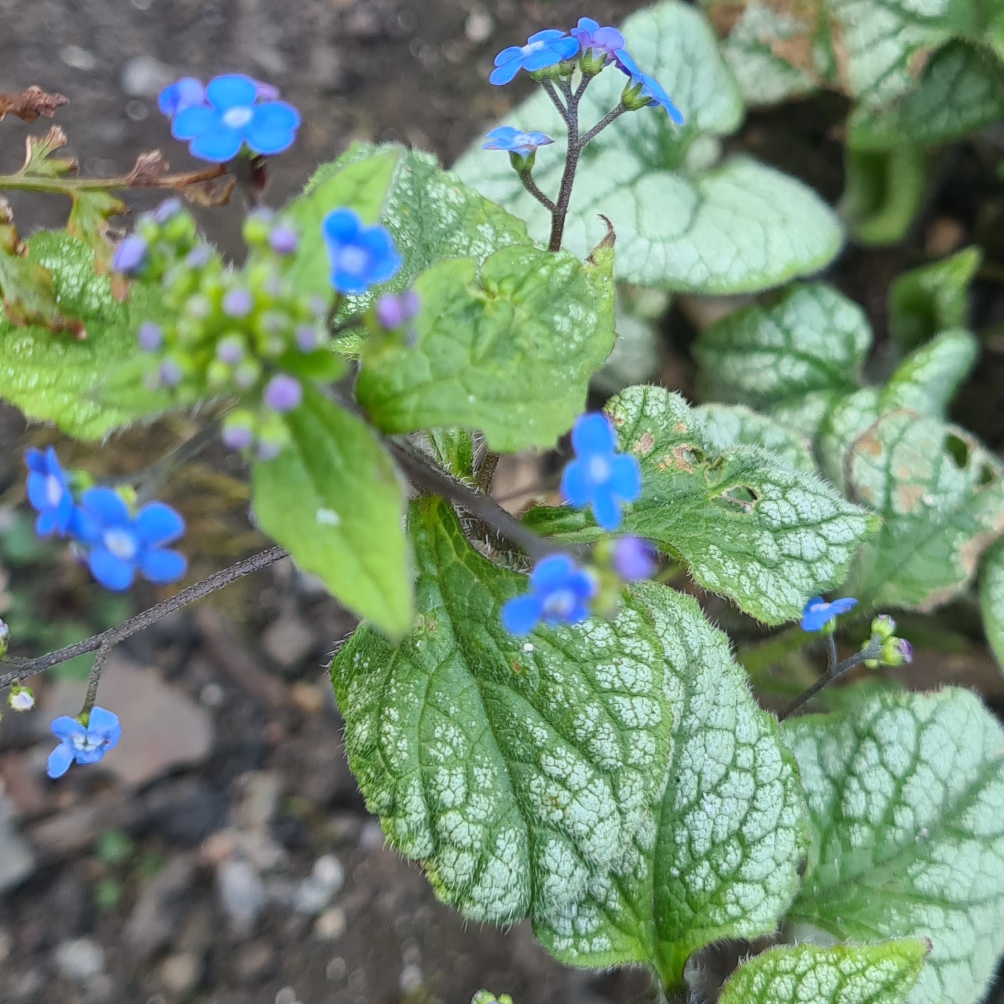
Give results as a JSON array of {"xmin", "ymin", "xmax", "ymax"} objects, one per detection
[
  {"xmin": 0, "ymin": 928, "xmax": 13, "ymax": 963},
  {"xmin": 309, "ymin": 44, "xmax": 345, "ymax": 89},
  {"xmin": 60, "ymin": 45, "xmax": 97, "ymax": 71},
  {"xmin": 121, "ymin": 55, "xmax": 175, "ymax": 97},
  {"xmin": 399, "ymin": 963, "xmax": 423, "ymax": 993},
  {"xmin": 465, "ymin": 7, "xmax": 494, "ymax": 43},
  {"xmin": 217, "ymin": 860, "xmax": 266, "ymax": 936},
  {"xmin": 125, "ymin": 855, "xmax": 197, "ymax": 959},
  {"xmin": 291, "ymin": 682, "xmax": 324, "ymax": 715},
  {"xmin": 239, "ymin": 771, "xmax": 282, "ymax": 829},
  {"xmin": 55, "ymin": 938, "xmax": 104, "ymax": 982},
  {"xmin": 344, "ymin": 3, "xmax": 380, "ymax": 38},
  {"xmin": 313, "ymin": 854, "xmax": 344, "ymax": 892},
  {"xmin": 235, "ymin": 939, "xmax": 276, "ymax": 982},
  {"xmin": 200, "ymin": 683, "xmax": 225, "ymax": 707},
  {"xmin": 326, "ymin": 956, "xmax": 347, "ymax": 981},
  {"xmin": 275, "ymin": 987, "xmax": 299, "ymax": 1004},
  {"xmin": 359, "ymin": 818, "xmax": 385, "ymax": 852},
  {"xmin": 199, "ymin": 828, "xmax": 237, "ymax": 866},
  {"xmin": 160, "ymin": 953, "xmax": 201, "ymax": 995},
  {"xmin": 262, "ymin": 613, "xmax": 316, "ymax": 668},
  {"xmin": 315, "ymin": 907, "xmax": 346, "ymax": 941},
  {"xmin": 0, "ymin": 797, "xmax": 36, "ymax": 894}
]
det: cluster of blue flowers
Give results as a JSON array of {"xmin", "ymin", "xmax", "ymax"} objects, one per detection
[
  {"xmin": 158, "ymin": 73, "xmax": 300, "ymax": 163},
  {"xmin": 25, "ymin": 447, "xmax": 186, "ymax": 592},
  {"xmin": 484, "ymin": 16, "xmax": 683, "ymax": 135},
  {"xmin": 501, "ymin": 413, "xmax": 651, "ymax": 636}
]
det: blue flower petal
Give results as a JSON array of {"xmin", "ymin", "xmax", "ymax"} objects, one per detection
[
  {"xmin": 322, "ymin": 208, "xmax": 362, "ymax": 243},
  {"xmin": 609, "ymin": 453, "xmax": 641, "ymax": 502},
  {"xmin": 54, "ymin": 491, "xmax": 74, "ymax": 534},
  {"xmin": 523, "ymin": 36, "xmax": 579, "ymax": 71},
  {"xmin": 135, "ymin": 502, "xmax": 185, "ymax": 547},
  {"xmin": 139, "ymin": 547, "xmax": 187, "ymax": 584},
  {"xmin": 172, "ymin": 105, "xmax": 219, "ymax": 141},
  {"xmin": 158, "ymin": 77, "xmax": 205, "ymax": 118},
  {"xmin": 189, "ymin": 125, "xmax": 244, "ymax": 163},
  {"xmin": 69, "ymin": 506, "xmax": 101, "ymax": 545},
  {"xmin": 89, "ymin": 548, "xmax": 136, "ymax": 591},
  {"xmin": 569, "ymin": 568, "xmax": 598, "ymax": 600},
  {"xmin": 571, "ymin": 413, "xmax": 616, "ymax": 456},
  {"xmin": 591, "ymin": 488, "xmax": 622, "ymax": 532},
  {"xmin": 500, "ymin": 593, "xmax": 543, "ymax": 635},
  {"xmin": 35, "ymin": 510, "xmax": 57, "ymax": 536},
  {"xmin": 47, "ymin": 742, "xmax": 75, "ymax": 779},
  {"xmin": 87, "ymin": 706, "xmax": 120, "ymax": 737},
  {"xmin": 24, "ymin": 447, "xmax": 46, "ymax": 473},
  {"xmin": 206, "ymin": 73, "xmax": 258, "ymax": 111},
  {"xmin": 830, "ymin": 597, "xmax": 858, "ymax": 616},
  {"xmin": 489, "ymin": 60, "xmax": 523, "ymax": 85},
  {"xmin": 74, "ymin": 746, "xmax": 108, "ymax": 766},
  {"xmin": 26, "ymin": 471, "xmax": 52, "ymax": 512},
  {"xmin": 560, "ymin": 459, "xmax": 592, "ymax": 508},
  {"xmin": 529, "ymin": 553, "xmax": 576, "ymax": 591},
  {"xmin": 493, "ymin": 45, "xmax": 524, "ymax": 68},
  {"xmin": 565, "ymin": 597, "xmax": 592, "ymax": 624},
  {"xmin": 246, "ymin": 101, "xmax": 300, "ymax": 155},
  {"xmin": 527, "ymin": 29, "xmax": 567, "ymax": 44},
  {"xmin": 51, "ymin": 715, "xmax": 84, "ymax": 740},
  {"xmin": 330, "ymin": 269, "xmax": 370, "ymax": 295},
  {"xmin": 576, "ymin": 17, "xmax": 600, "ymax": 33},
  {"xmin": 81, "ymin": 487, "xmax": 130, "ymax": 527}
]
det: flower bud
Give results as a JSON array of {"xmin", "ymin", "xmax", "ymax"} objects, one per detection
[
  {"xmin": 8, "ymin": 686, "xmax": 34, "ymax": 712},
  {"xmin": 216, "ymin": 334, "xmax": 246, "ymax": 365},
  {"xmin": 263, "ymin": 374, "xmax": 303, "ymax": 413},
  {"xmin": 269, "ymin": 225, "xmax": 298, "ymax": 255},
  {"xmin": 222, "ymin": 411, "xmax": 255, "ymax": 451},
  {"xmin": 137, "ymin": 321, "xmax": 163, "ymax": 352},
  {"xmin": 112, "ymin": 234, "xmax": 148, "ymax": 275},
  {"xmin": 621, "ymin": 80, "xmax": 651, "ymax": 112},
  {"xmin": 871, "ymin": 615, "xmax": 896, "ymax": 641},
  {"xmin": 0, "ymin": 618, "xmax": 8, "ymax": 658},
  {"xmin": 222, "ymin": 287, "xmax": 253, "ymax": 319},
  {"xmin": 158, "ymin": 357, "xmax": 183, "ymax": 387},
  {"xmin": 295, "ymin": 324, "xmax": 321, "ymax": 352},
  {"xmin": 243, "ymin": 207, "xmax": 276, "ymax": 247},
  {"xmin": 185, "ymin": 245, "xmax": 213, "ymax": 270},
  {"xmin": 611, "ymin": 536, "xmax": 657, "ymax": 581},
  {"xmin": 375, "ymin": 290, "xmax": 421, "ymax": 331},
  {"xmin": 233, "ymin": 358, "xmax": 262, "ymax": 390},
  {"xmin": 153, "ymin": 197, "xmax": 183, "ymax": 224},
  {"xmin": 206, "ymin": 360, "xmax": 231, "ymax": 388}
]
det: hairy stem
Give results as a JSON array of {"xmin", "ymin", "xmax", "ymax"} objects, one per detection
[
  {"xmin": 0, "ymin": 164, "xmax": 226, "ymax": 196},
  {"xmin": 777, "ymin": 639, "xmax": 882, "ymax": 721},
  {"xmin": 580, "ymin": 103, "xmax": 630, "ymax": 146},
  {"xmin": 517, "ymin": 170, "xmax": 557, "ymax": 212},
  {"xmin": 0, "ymin": 545, "xmax": 287, "ymax": 689},
  {"xmin": 80, "ymin": 642, "xmax": 112, "ymax": 720}
]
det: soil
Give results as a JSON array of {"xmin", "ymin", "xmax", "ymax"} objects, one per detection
[{"xmin": 2, "ymin": 1, "xmax": 1004, "ymax": 1004}]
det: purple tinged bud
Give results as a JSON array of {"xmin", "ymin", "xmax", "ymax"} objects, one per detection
[
  {"xmin": 611, "ymin": 536, "xmax": 657, "ymax": 581},
  {"xmin": 253, "ymin": 79, "xmax": 281, "ymax": 102},
  {"xmin": 269, "ymin": 226, "xmax": 298, "ymax": 255},
  {"xmin": 233, "ymin": 362, "xmax": 260, "ymax": 389},
  {"xmin": 112, "ymin": 234, "xmax": 148, "ymax": 274},
  {"xmin": 137, "ymin": 321, "xmax": 163, "ymax": 352},
  {"xmin": 159, "ymin": 359, "xmax": 182, "ymax": 387},
  {"xmin": 222, "ymin": 288, "xmax": 253, "ymax": 318},
  {"xmin": 897, "ymin": 638, "xmax": 913, "ymax": 663},
  {"xmin": 375, "ymin": 290, "xmax": 421, "ymax": 330},
  {"xmin": 153, "ymin": 198, "xmax": 183, "ymax": 223},
  {"xmin": 295, "ymin": 325, "xmax": 320, "ymax": 352},
  {"xmin": 216, "ymin": 336, "xmax": 244, "ymax": 364},
  {"xmin": 185, "ymin": 245, "xmax": 212, "ymax": 269},
  {"xmin": 256, "ymin": 441, "xmax": 281, "ymax": 461},
  {"xmin": 222, "ymin": 425, "xmax": 254, "ymax": 450},
  {"xmin": 263, "ymin": 374, "xmax": 302, "ymax": 413},
  {"xmin": 309, "ymin": 296, "xmax": 327, "ymax": 318}
]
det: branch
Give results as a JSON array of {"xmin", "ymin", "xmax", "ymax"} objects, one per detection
[
  {"xmin": 516, "ymin": 170, "xmax": 556, "ymax": 212},
  {"xmin": 0, "ymin": 545, "xmax": 287, "ymax": 688},
  {"xmin": 777, "ymin": 638, "xmax": 881, "ymax": 721},
  {"xmin": 580, "ymin": 103, "xmax": 630, "ymax": 147}
]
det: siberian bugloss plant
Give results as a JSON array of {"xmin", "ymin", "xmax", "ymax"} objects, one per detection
[{"xmin": 2, "ymin": 4, "xmax": 1004, "ymax": 1004}]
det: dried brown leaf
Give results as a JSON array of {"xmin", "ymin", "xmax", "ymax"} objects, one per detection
[{"xmin": 0, "ymin": 86, "xmax": 69, "ymax": 124}]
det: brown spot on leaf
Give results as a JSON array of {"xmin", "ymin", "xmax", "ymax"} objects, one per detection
[
  {"xmin": 0, "ymin": 86, "xmax": 69, "ymax": 123},
  {"xmin": 633, "ymin": 431, "xmax": 655, "ymax": 454},
  {"xmin": 672, "ymin": 423, "xmax": 688, "ymax": 434},
  {"xmin": 708, "ymin": 2, "xmax": 746, "ymax": 36},
  {"xmin": 895, "ymin": 483, "xmax": 924, "ymax": 513},
  {"xmin": 857, "ymin": 433, "xmax": 883, "ymax": 458},
  {"xmin": 907, "ymin": 46, "xmax": 932, "ymax": 79}
]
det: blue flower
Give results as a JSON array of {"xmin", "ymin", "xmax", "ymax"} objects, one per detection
[
  {"xmin": 157, "ymin": 77, "xmax": 206, "ymax": 119},
  {"xmin": 490, "ymin": 30, "xmax": 580, "ymax": 85},
  {"xmin": 570, "ymin": 17, "xmax": 624, "ymax": 57},
  {"xmin": 612, "ymin": 536, "xmax": 657, "ymax": 581},
  {"xmin": 800, "ymin": 596, "xmax": 858, "ymax": 632},
  {"xmin": 614, "ymin": 49, "xmax": 684, "ymax": 125},
  {"xmin": 47, "ymin": 707, "xmax": 122, "ymax": 779},
  {"xmin": 560, "ymin": 413, "xmax": 641, "ymax": 531},
  {"xmin": 482, "ymin": 126, "xmax": 554, "ymax": 156},
  {"xmin": 171, "ymin": 74, "xmax": 300, "ymax": 163},
  {"xmin": 76, "ymin": 488, "xmax": 187, "ymax": 592},
  {"xmin": 322, "ymin": 208, "xmax": 401, "ymax": 295},
  {"xmin": 500, "ymin": 554, "xmax": 597, "ymax": 635},
  {"xmin": 24, "ymin": 447, "xmax": 75, "ymax": 537}
]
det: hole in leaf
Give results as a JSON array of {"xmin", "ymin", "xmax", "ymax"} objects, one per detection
[
  {"xmin": 945, "ymin": 433, "xmax": 969, "ymax": 469},
  {"xmin": 714, "ymin": 485, "xmax": 759, "ymax": 512},
  {"xmin": 979, "ymin": 464, "xmax": 996, "ymax": 486}
]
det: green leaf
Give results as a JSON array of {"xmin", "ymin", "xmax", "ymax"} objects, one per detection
[
  {"xmin": 425, "ymin": 428, "xmax": 476, "ymax": 481},
  {"xmin": 694, "ymin": 403, "xmax": 817, "ymax": 472},
  {"xmin": 887, "ymin": 247, "xmax": 982, "ymax": 351},
  {"xmin": 978, "ymin": 537, "xmax": 1004, "ymax": 675},
  {"xmin": 842, "ymin": 144, "xmax": 928, "ymax": 247},
  {"xmin": 251, "ymin": 384, "xmax": 411, "ymax": 638},
  {"xmin": 784, "ymin": 687, "xmax": 1004, "ymax": 1004},
  {"xmin": 718, "ymin": 942, "xmax": 927, "ymax": 1004},
  {"xmin": 286, "ymin": 144, "xmax": 530, "ymax": 308},
  {"xmin": 818, "ymin": 331, "xmax": 978, "ymax": 488},
  {"xmin": 525, "ymin": 386, "xmax": 876, "ymax": 625},
  {"xmin": 355, "ymin": 242, "xmax": 616, "ymax": 452},
  {"xmin": 843, "ymin": 410, "xmax": 1004, "ymax": 611},
  {"xmin": 0, "ymin": 231, "xmax": 170, "ymax": 440},
  {"xmin": 332, "ymin": 498, "xmax": 806, "ymax": 990},
  {"xmin": 693, "ymin": 283, "xmax": 872, "ymax": 411},
  {"xmin": 454, "ymin": 1, "xmax": 842, "ymax": 294},
  {"xmin": 848, "ymin": 42, "xmax": 1004, "ymax": 151}
]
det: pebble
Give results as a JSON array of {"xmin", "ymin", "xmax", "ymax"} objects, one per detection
[
  {"xmin": 399, "ymin": 963, "xmax": 423, "ymax": 993},
  {"xmin": 262, "ymin": 613, "xmax": 317, "ymax": 668},
  {"xmin": 315, "ymin": 907, "xmax": 346, "ymax": 941},
  {"xmin": 275, "ymin": 987, "xmax": 300, "ymax": 1004},
  {"xmin": 235, "ymin": 940, "xmax": 276, "ymax": 982},
  {"xmin": 125, "ymin": 854, "xmax": 197, "ymax": 959},
  {"xmin": 292, "ymin": 854, "xmax": 344, "ymax": 915},
  {"xmin": 359, "ymin": 818, "xmax": 385, "ymax": 852},
  {"xmin": 0, "ymin": 797, "xmax": 36, "ymax": 894},
  {"xmin": 160, "ymin": 952, "xmax": 201, "ymax": 995},
  {"xmin": 54, "ymin": 938, "xmax": 104, "ymax": 982},
  {"xmin": 239, "ymin": 771, "xmax": 282, "ymax": 829},
  {"xmin": 120, "ymin": 55, "xmax": 175, "ymax": 97},
  {"xmin": 217, "ymin": 860, "xmax": 266, "ymax": 936},
  {"xmin": 60, "ymin": 45, "xmax": 97, "ymax": 71},
  {"xmin": 465, "ymin": 7, "xmax": 494, "ymax": 43},
  {"xmin": 0, "ymin": 927, "xmax": 12, "ymax": 963}
]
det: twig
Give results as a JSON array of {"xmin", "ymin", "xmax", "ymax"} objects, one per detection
[
  {"xmin": 777, "ymin": 638, "xmax": 881, "ymax": 721},
  {"xmin": 517, "ymin": 170, "xmax": 556, "ymax": 212},
  {"xmin": 80, "ymin": 641, "xmax": 112, "ymax": 719},
  {"xmin": 0, "ymin": 545, "xmax": 287, "ymax": 688},
  {"xmin": 580, "ymin": 104, "xmax": 630, "ymax": 147},
  {"xmin": 540, "ymin": 79, "xmax": 571, "ymax": 125}
]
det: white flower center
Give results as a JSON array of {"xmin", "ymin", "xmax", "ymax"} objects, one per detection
[
  {"xmin": 45, "ymin": 474, "xmax": 63, "ymax": 507},
  {"xmin": 542, "ymin": 588, "xmax": 576, "ymax": 620},
  {"xmin": 337, "ymin": 245, "xmax": 369, "ymax": 276},
  {"xmin": 523, "ymin": 40, "xmax": 546, "ymax": 55},
  {"xmin": 104, "ymin": 528, "xmax": 138, "ymax": 561},
  {"xmin": 222, "ymin": 105, "xmax": 254, "ymax": 129},
  {"xmin": 71, "ymin": 732, "xmax": 105, "ymax": 752},
  {"xmin": 588, "ymin": 455, "xmax": 611, "ymax": 483}
]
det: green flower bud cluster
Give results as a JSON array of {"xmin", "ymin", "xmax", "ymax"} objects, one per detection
[
  {"xmin": 123, "ymin": 203, "xmax": 344, "ymax": 461},
  {"xmin": 862, "ymin": 615, "xmax": 914, "ymax": 668}
]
